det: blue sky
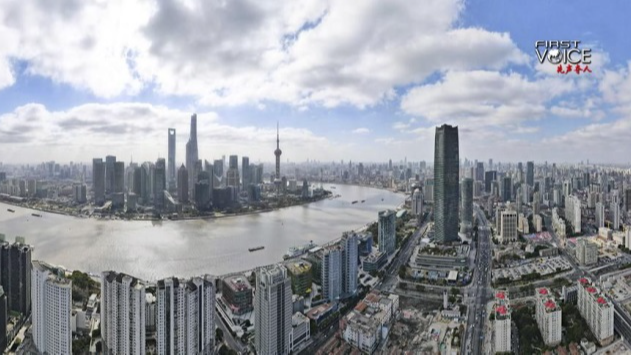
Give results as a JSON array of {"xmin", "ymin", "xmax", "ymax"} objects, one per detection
[{"xmin": 1, "ymin": 0, "xmax": 631, "ymax": 164}]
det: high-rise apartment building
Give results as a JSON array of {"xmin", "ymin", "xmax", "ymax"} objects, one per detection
[
  {"xmin": 596, "ymin": 202, "xmax": 605, "ymax": 228},
  {"xmin": 493, "ymin": 291, "xmax": 511, "ymax": 353},
  {"xmin": 412, "ymin": 188, "xmax": 423, "ymax": 221},
  {"xmin": 565, "ymin": 194, "xmax": 581, "ymax": 233},
  {"xmin": 321, "ymin": 246, "xmax": 342, "ymax": 302},
  {"xmin": 535, "ymin": 288, "xmax": 562, "ymax": 346},
  {"xmin": 156, "ymin": 276, "xmax": 215, "ymax": 354},
  {"xmin": 186, "ymin": 114, "xmax": 199, "ymax": 197},
  {"xmin": 31, "ymin": 261, "xmax": 72, "ymax": 355},
  {"xmin": 255, "ymin": 265, "xmax": 292, "ymax": 355},
  {"xmin": 378, "ymin": 210, "xmax": 396, "ymax": 256},
  {"xmin": 434, "ymin": 124, "xmax": 459, "ymax": 243},
  {"xmin": 93, "ymin": 158, "xmax": 106, "ymax": 205},
  {"xmin": 576, "ymin": 239, "xmax": 598, "ymax": 266},
  {"xmin": 577, "ymin": 278, "xmax": 614, "ymax": 345},
  {"xmin": 341, "ymin": 233, "xmax": 359, "ymax": 297},
  {"xmin": 101, "ymin": 271, "xmax": 146, "ymax": 354},
  {"xmin": 0, "ymin": 239, "xmax": 32, "ymax": 316},
  {"xmin": 611, "ymin": 202, "xmax": 620, "ymax": 230},
  {"xmin": 168, "ymin": 128, "xmax": 176, "ymax": 190}
]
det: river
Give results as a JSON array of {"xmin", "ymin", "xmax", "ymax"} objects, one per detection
[{"xmin": 0, "ymin": 184, "xmax": 405, "ymax": 280}]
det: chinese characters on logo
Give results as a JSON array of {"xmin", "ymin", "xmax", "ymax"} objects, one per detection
[{"xmin": 556, "ymin": 64, "xmax": 592, "ymax": 75}]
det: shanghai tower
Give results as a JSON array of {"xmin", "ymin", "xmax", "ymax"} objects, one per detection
[
  {"xmin": 185, "ymin": 114, "xmax": 198, "ymax": 196},
  {"xmin": 434, "ymin": 124, "xmax": 459, "ymax": 243}
]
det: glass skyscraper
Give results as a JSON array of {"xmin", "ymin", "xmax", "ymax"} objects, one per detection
[{"xmin": 434, "ymin": 124, "xmax": 459, "ymax": 243}]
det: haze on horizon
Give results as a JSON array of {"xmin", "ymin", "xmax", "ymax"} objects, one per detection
[{"xmin": 1, "ymin": 0, "xmax": 631, "ymax": 165}]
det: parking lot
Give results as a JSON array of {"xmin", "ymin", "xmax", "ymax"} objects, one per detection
[{"xmin": 492, "ymin": 256, "xmax": 572, "ymax": 282}]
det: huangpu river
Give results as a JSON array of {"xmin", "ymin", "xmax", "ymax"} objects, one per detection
[{"xmin": 0, "ymin": 184, "xmax": 404, "ymax": 280}]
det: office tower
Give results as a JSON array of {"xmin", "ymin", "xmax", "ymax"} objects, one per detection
[
  {"xmin": 195, "ymin": 171, "xmax": 212, "ymax": 211},
  {"xmin": 227, "ymin": 155, "xmax": 240, "ymax": 188},
  {"xmin": 565, "ymin": 195, "xmax": 582, "ymax": 233},
  {"xmin": 341, "ymin": 233, "xmax": 359, "ymax": 297},
  {"xmin": 501, "ymin": 176, "xmax": 512, "ymax": 202},
  {"xmin": 154, "ymin": 158, "xmax": 166, "ymax": 211},
  {"xmin": 177, "ymin": 164, "xmax": 189, "ymax": 203},
  {"xmin": 475, "ymin": 162, "xmax": 484, "ymax": 182},
  {"xmin": 255, "ymin": 265, "xmax": 292, "ymax": 355},
  {"xmin": 93, "ymin": 158, "xmax": 105, "ymax": 205},
  {"xmin": 213, "ymin": 159, "xmax": 223, "ymax": 179},
  {"xmin": 256, "ymin": 164, "xmax": 264, "ymax": 184},
  {"xmin": 493, "ymin": 291, "xmax": 511, "ymax": 353},
  {"xmin": 141, "ymin": 162, "xmax": 153, "ymax": 205},
  {"xmin": 412, "ymin": 188, "xmax": 423, "ymax": 221},
  {"xmin": 576, "ymin": 239, "xmax": 598, "ymax": 266},
  {"xmin": 0, "ymin": 240, "xmax": 32, "ymax": 316},
  {"xmin": 114, "ymin": 161, "xmax": 125, "ymax": 193},
  {"xmin": 105, "ymin": 155, "xmax": 116, "ymax": 195},
  {"xmin": 168, "ymin": 128, "xmax": 176, "ymax": 190},
  {"xmin": 274, "ymin": 123, "xmax": 282, "ymax": 191},
  {"xmin": 611, "ymin": 202, "xmax": 620, "ymax": 230},
  {"xmin": 101, "ymin": 271, "xmax": 146, "ymax": 354},
  {"xmin": 488, "ymin": 158, "xmax": 493, "ymax": 171},
  {"xmin": 526, "ymin": 161, "xmax": 534, "ymax": 187},
  {"xmin": 156, "ymin": 276, "xmax": 215, "ymax": 354},
  {"xmin": 625, "ymin": 189, "xmax": 631, "ymax": 212},
  {"xmin": 460, "ymin": 178, "xmax": 473, "ymax": 232},
  {"xmin": 535, "ymin": 288, "xmax": 562, "ymax": 346},
  {"xmin": 73, "ymin": 183, "xmax": 87, "ymax": 204},
  {"xmin": 577, "ymin": 278, "xmax": 614, "ymax": 345},
  {"xmin": 378, "ymin": 210, "xmax": 396, "ymax": 256},
  {"xmin": 242, "ymin": 156, "xmax": 250, "ymax": 187},
  {"xmin": 0, "ymin": 287, "xmax": 5, "ymax": 352},
  {"xmin": 499, "ymin": 209, "xmax": 517, "ymax": 243},
  {"xmin": 321, "ymin": 246, "xmax": 342, "ymax": 302},
  {"xmin": 433, "ymin": 124, "xmax": 459, "ymax": 243},
  {"xmin": 424, "ymin": 179, "xmax": 434, "ymax": 202},
  {"xmin": 595, "ymin": 202, "xmax": 605, "ymax": 228},
  {"xmin": 31, "ymin": 261, "xmax": 72, "ymax": 354},
  {"xmin": 186, "ymin": 114, "xmax": 199, "ymax": 197},
  {"xmin": 484, "ymin": 171, "xmax": 497, "ymax": 193}
]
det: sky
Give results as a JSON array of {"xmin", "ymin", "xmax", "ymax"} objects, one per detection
[{"xmin": 1, "ymin": 0, "xmax": 631, "ymax": 165}]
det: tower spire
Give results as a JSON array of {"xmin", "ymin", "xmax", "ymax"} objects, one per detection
[{"xmin": 276, "ymin": 121, "xmax": 279, "ymax": 149}]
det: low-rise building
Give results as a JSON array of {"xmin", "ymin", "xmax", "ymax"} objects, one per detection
[
  {"xmin": 291, "ymin": 312, "xmax": 311, "ymax": 352},
  {"xmin": 363, "ymin": 250, "xmax": 387, "ymax": 273}
]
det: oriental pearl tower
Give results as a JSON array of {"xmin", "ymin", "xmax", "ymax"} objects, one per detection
[{"xmin": 274, "ymin": 122, "xmax": 282, "ymax": 194}]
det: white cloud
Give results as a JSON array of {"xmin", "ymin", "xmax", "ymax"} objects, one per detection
[
  {"xmin": 0, "ymin": 0, "xmax": 527, "ymax": 108},
  {"xmin": 0, "ymin": 102, "xmax": 334, "ymax": 164},
  {"xmin": 352, "ymin": 128, "xmax": 370, "ymax": 134},
  {"xmin": 401, "ymin": 70, "xmax": 574, "ymax": 128}
]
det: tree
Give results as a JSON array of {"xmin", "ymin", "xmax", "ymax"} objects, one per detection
[
  {"xmin": 450, "ymin": 287, "xmax": 460, "ymax": 296},
  {"xmin": 216, "ymin": 328, "xmax": 224, "ymax": 343},
  {"xmin": 416, "ymin": 284, "xmax": 425, "ymax": 292},
  {"xmin": 398, "ymin": 266, "xmax": 407, "ymax": 279}
]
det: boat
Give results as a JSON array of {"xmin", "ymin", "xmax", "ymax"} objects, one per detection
[
  {"xmin": 7, "ymin": 209, "xmax": 14, "ymax": 213},
  {"xmin": 352, "ymin": 200, "xmax": 358, "ymax": 204},
  {"xmin": 32, "ymin": 213, "xmax": 42, "ymax": 217},
  {"xmin": 361, "ymin": 200, "xmax": 365, "ymax": 203},
  {"xmin": 330, "ymin": 186, "xmax": 336, "ymax": 189},
  {"xmin": 249, "ymin": 246, "xmax": 265, "ymax": 252},
  {"xmin": 283, "ymin": 241, "xmax": 317, "ymax": 259}
]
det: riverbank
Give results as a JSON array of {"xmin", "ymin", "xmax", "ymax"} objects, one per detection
[{"xmin": 0, "ymin": 191, "xmax": 334, "ymax": 222}]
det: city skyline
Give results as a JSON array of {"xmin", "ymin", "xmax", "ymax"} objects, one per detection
[{"xmin": 1, "ymin": 1, "xmax": 631, "ymax": 163}]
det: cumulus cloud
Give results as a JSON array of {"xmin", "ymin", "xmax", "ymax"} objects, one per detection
[
  {"xmin": 0, "ymin": 0, "xmax": 526, "ymax": 108},
  {"xmin": 352, "ymin": 128, "xmax": 370, "ymax": 134},
  {"xmin": 0, "ymin": 102, "xmax": 333, "ymax": 164},
  {"xmin": 401, "ymin": 70, "xmax": 574, "ymax": 128}
]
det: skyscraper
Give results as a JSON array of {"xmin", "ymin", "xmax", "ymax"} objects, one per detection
[
  {"xmin": 101, "ymin": 271, "xmax": 146, "ymax": 354},
  {"xmin": 227, "ymin": 155, "xmax": 240, "ymax": 188},
  {"xmin": 168, "ymin": 128, "xmax": 176, "ymax": 190},
  {"xmin": 114, "ymin": 161, "xmax": 125, "ymax": 193},
  {"xmin": 341, "ymin": 232, "xmax": 359, "ymax": 297},
  {"xmin": 186, "ymin": 114, "xmax": 199, "ymax": 197},
  {"xmin": 105, "ymin": 155, "xmax": 116, "ymax": 195},
  {"xmin": 434, "ymin": 124, "xmax": 460, "ymax": 243},
  {"xmin": 177, "ymin": 164, "xmax": 189, "ymax": 203},
  {"xmin": 461, "ymin": 178, "xmax": 473, "ymax": 232},
  {"xmin": 0, "ymin": 287, "xmax": 6, "ymax": 352},
  {"xmin": 156, "ymin": 276, "xmax": 215, "ymax": 354},
  {"xmin": 92, "ymin": 158, "xmax": 105, "ymax": 205},
  {"xmin": 255, "ymin": 264, "xmax": 292, "ymax": 355},
  {"xmin": 412, "ymin": 188, "xmax": 423, "ymax": 221},
  {"xmin": 274, "ymin": 123, "xmax": 282, "ymax": 192},
  {"xmin": 31, "ymin": 261, "xmax": 72, "ymax": 354},
  {"xmin": 525, "ymin": 161, "xmax": 534, "ymax": 187},
  {"xmin": 0, "ymin": 240, "xmax": 32, "ymax": 316},
  {"xmin": 484, "ymin": 170, "xmax": 497, "ymax": 193},
  {"xmin": 242, "ymin": 156, "xmax": 250, "ymax": 187},
  {"xmin": 502, "ymin": 176, "xmax": 512, "ymax": 202},
  {"xmin": 378, "ymin": 210, "xmax": 396, "ymax": 256},
  {"xmin": 321, "ymin": 246, "xmax": 342, "ymax": 302},
  {"xmin": 154, "ymin": 158, "xmax": 166, "ymax": 211}
]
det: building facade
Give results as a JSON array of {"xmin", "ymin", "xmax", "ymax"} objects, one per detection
[
  {"xmin": 577, "ymin": 278, "xmax": 614, "ymax": 345},
  {"xmin": 255, "ymin": 264, "xmax": 292, "ymax": 355},
  {"xmin": 433, "ymin": 124, "xmax": 460, "ymax": 243},
  {"xmin": 493, "ymin": 291, "xmax": 511, "ymax": 353},
  {"xmin": 378, "ymin": 210, "xmax": 396, "ymax": 256},
  {"xmin": 535, "ymin": 288, "xmax": 562, "ymax": 346}
]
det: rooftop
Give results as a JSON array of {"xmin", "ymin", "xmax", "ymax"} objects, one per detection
[{"xmin": 223, "ymin": 275, "xmax": 252, "ymax": 292}]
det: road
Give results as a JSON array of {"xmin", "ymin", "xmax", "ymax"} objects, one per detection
[
  {"xmin": 215, "ymin": 305, "xmax": 247, "ymax": 354},
  {"xmin": 379, "ymin": 215, "xmax": 431, "ymax": 292},
  {"xmin": 462, "ymin": 204, "xmax": 493, "ymax": 355}
]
